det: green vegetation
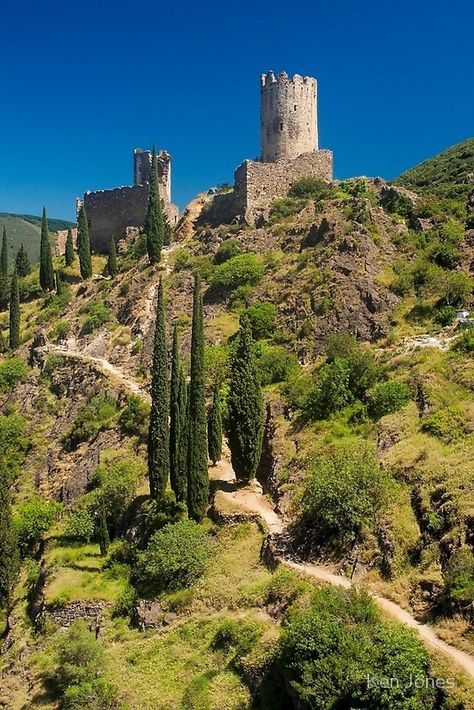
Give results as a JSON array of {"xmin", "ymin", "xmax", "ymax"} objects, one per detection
[
  {"xmin": 0, "ymin": 468, "xmax": 18, "ymax": 611},
  {"xmin": 145, "ymin": 146, "xmax": 165, "ymax": 264},
  {"xmin": 107, "ymin": 238, "xmax": 118, "ymax": 277},
  {"xmin": 0, "ymin": 412, "xmax": 29, "ymax": 483},
  {"xmin": 63, "ymin": 393, "xmax": 117, "ymax": 451},
  {"xmin": 79, "ymin": 300, "xmax": 112, "ymax": 333},
  {"xmin": 0, "ymin": 226, "xmax": 8, "ymax": 309},
  {"xmin": 15, "ymin": 243, "xmax": 30, "ymax": 277},
  {"xmin": 214, "ymin": 237, "xmax": 242, "ymax": 264},
  {"xmin": 65, "ymin": 227, "xmax": 75, "ymax": 266},
  {"xmin": 169, "ymin": 325, "xmax": 187, "ymax": 502},
  {"xmin": 39, "ymin": 207, "xmax": 55, "ymax": 291},
  {"xmin": 119, "ymin": 394, "xmax": 150, "ymax": 441},
  {"xmin": 77, "ymin": 205, "xmax": 93, "ymax": 279},
  {"xmin": 0, "ymin": 356, "xmax": 28, "ymax": 391},
  {"xmin": 147, "ymin": 278, "xmax": 169, "ymax": 500},
  {"xmin": 228, "ymin": 317, "xmax": 264, "ymax": 482},
  {"xmin": 14, "ymin": 497, "xmax": 61, "ymax": 557},
  {"xmin": 212, "ymin": 253, "xmax": 264, "ymax": 293},
  {"xmin": 366, "ymin": 380, "xmax": 412, "ymax": 419},
  {"xmin": 241, "ymin": 301, "xmax": 277, "ymax": 339},
  {"xmin": 208, "ymin": 382, "xmax": 223, "ymax": 465},
  {"xmin": 8, "ymin": 270, "xmax": 20, "ymax": 349}
]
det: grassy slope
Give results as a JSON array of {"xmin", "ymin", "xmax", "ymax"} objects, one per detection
[{"xmin": 0, "ymin": 213, "xmax": 74, "ymax": 267}]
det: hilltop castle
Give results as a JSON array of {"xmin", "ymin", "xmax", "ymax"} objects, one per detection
[{"xmin": 80, "ymin": 148, "xmax": 178, "ymax": 252}]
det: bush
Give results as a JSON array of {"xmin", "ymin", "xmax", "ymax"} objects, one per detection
[
  {"xmin": 63, "ymin": 394, "xmax": 117, "ymax": 451},
  {"xmin": 119, "ymin": 395, "xmax": 150, "ymax": 441},
  {"xmin": 437, "ymin": 270, "xmax": 472, "ymax": 307},
  {"xmin": 300, "ymin": 442, "xmax": 391, "ymax": 550},
  {"xmin": 269, "ymin": 196, "xmax": 306, "ymax": 222},
  {"xmin": 212, "ymin": 254, "xmax": 264, "ymax": 292},
  {"xmin": 42, "ymin": 353, "xmax": 66, "ymax": 379},
  {"xmin": 14, "ymin": 498, "xmax": 61, "ymax": 557},
  {"xmin": 289, "ymin": 177, "xmax": 334, "ymax": 201},
  {"xmin": 62, "ymin": 678, "xmax": 119, "ymax": 710},
  {"xmin": 214, "ymin": 238, "xmax": 242, "ymax": 265},
  {"xmin": 173, "ymin": 249, "xmax": 190, "ymax": 271},
  {"xmin": 451, "ymin": 329, "xmax": 474, "ymax": 353},
  {"xmin": 136, "ymin": 520, "xmax": 211, "ymax": 593},
  {"xmin": 279, "ymin": 586, "xmax": 435, "ymax": 710},
  {"xmin": 442, "ymin": 547, "xmax": 474, "ymax": 616},
  {"xmin": 48, "ymin": 319, "xmax": 70, "ymax": 341},
  {"xmin": 79, "ymin": 301, "xmax": 112, "ymax": 334},
  {"xmin": 241, "ymin": 302, "xmax": 277, "ymax": 339},
  {"xmin": 257, "ymin": 345, "xmax": 299, "ymax": 386},
  {"xmin": 434, "ymin": 305, "xmax": 457, "ymax": 326},
  {"xmin": 0, "ymin": 357, "xmax": 28, "ymax": 392},
  {"xmin": 366, "ymin": 380, "xmax": 411, "ymax": 419},
  {"xmin": 64, "ymin": 506, "xmax": 95, "ymax": 542},
  {"xmin": 90, "ymin": 454, "xmax": 143, "ymax": 531},
  {"xmin": 53, "ymin": 621, "xmax": 105, "ymax": 692},
  {"xmin": 211, "ymin": 617, "xmax": 264, "ymax": 667},
  {"xmin": 381, "ymin": 187, "xmax": 413, "ymax": 218},
  {"xmin": 421, "ymin": 404, "xmax": 467, "ymax": 442},
  {"xmin": 305, "ymin": 358, "xmax": 352, "ymax": 420},
  {"xmin": 0, "ymin": 412, "xmax": 29, "ymax": 484}
]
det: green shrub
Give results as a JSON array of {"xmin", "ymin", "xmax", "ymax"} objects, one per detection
[
  {"xmin": 48, "ymin": 319, "xmax": 70, "ymax": 341},
  {"xmin": 451, "ymin": 329, "xmax": 474, "ymax": 353},
  {"xmin": 381, "ymin": 187, "xmax": 413, "ymax": 218},
  {"xmin": 90, "ymin": 454, "xmax": 143, "ymax": 530},
  {"xmin": 79, "ymin": 301, "xmax": 112, "ymax": 334},
  {"xmin": 421, "ymin": 404, "xmax": 467, "ymax": 442},
  {"xmin": 136, "ymin": 520, "xmax": 211, "ymax": 593},
  {"xmin": 14, "ymin": 498, "xmax": 61, "ymax": 557},
  {"xmin": 214, "ymin": 238, "xmax": 242, "ymax": 265},
  {"xmin": 257, "ymin": 345, "xmax": 299, "ymax": 386},
  {"xmin": 211, "ymin": 617, "xmax": 264, "ymax": 668},
  {"xmin": 269, "ymin": 196, "xmax": 306, "ymax": 222},
  {"xmin": 0, "ymin": 356, "xmax": 28, "ymax": 392},
  {"xmin": 53, "ymin": 621, "xmax": 105, "ymax": 692},
  {"xmin": 279, "ymin": 586, "xmax": 435, "ymax": 710},
  {"xmin": 64, "ymin": 506, "xmax": 95, "ymax": 542},
  {"xmin": 366, "ymin": 380, "xmax": 411, "ymax": 419},
  {"xmin": 212, "ymin": 254, "xmax": 264, "ymax": 292},
  {"xmin": 0, "ymin": 412, "xmax": 29, "ymax": 484},
  {"xmin": 119, "ymin": 394, "xmax": 150, "ymax": 441},
  {"xmin": 442, "ymin": 547, "xmax": 474, "ymax": 615},
  {"xmin": 305, "ymin": 358, "xmax": 352, "ymax": 420},
  {"xmin": 434, "ymin": 305, "xmax": 457, "ymax": 326},
  {"xmin": 63, "ymin": 394, "xmax": 117, "ymax": 451},
  {"xmin": 300, "ymin": 442, "xmax": 391, "ymax": 550},
  {"xmin": 241, "ymin": 302, "xmax": 277, "ymax": 339},
  {"xmin": 437, "ymin": 270, "xmax": 472, "ymax": 307},
  {"xmin": 42, "ymin": 353, "xmax": 66, "ymax": 379},
  {"xmin": 62, "ymin": 678, "xmax": 119, "ymax": 710},
  {"xmin": 289, "ymin": 177, "xmax": 334, "ymax": 201},
  {"xmin": 174, "ymin": 249, "xmax": 190, "ymax": 271}
]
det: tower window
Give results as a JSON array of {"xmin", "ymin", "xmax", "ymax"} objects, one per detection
[
  {"xmin": 294, "ymin": 104, "xmax": 297, "ymax": 110},
  {"xmin": 280, "ymin": 122, "xmax": 283, "ymax": 131}
]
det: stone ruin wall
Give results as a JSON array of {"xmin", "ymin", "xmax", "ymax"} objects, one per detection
[{"xmin": 55, "ymin": 227, "xmax": 77, "ymax": 257}]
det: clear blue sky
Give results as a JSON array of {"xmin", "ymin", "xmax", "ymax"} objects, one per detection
[{"xmin": 0, "ymin": 0, "xmax": 472, "ymax": 220}]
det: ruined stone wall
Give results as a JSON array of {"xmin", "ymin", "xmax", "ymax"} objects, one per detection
[
  {"xmin": 261, "ymin": 71, "xmax": 318, "ymax": 162},
  {"xmin": 55, "ymin": 228, "xmax": 77, "ymax": 256},
  {"xmin": 234, "ymin": 150, "xmax": 333, "ymax": 221}
]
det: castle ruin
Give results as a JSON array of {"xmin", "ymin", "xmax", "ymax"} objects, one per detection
[
  {"xmin": 80, "ymin": 148, "xmax": 178, "ymax": 252},
  {"xmin": 213, "ymin": 70, "xmax": 333, "ymax": 224}
]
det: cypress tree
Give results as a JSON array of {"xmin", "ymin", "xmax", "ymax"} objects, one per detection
[
  {"xmin": 208, "ymin": 382, "xmax": 223, "ymax": 465},
  {"xmin": 170, "ymin": 325, "xmax": 187, "ymax": 502},
  {"xmin": 144, "ymin": 146, "xmax": 164, "ymax": 264},
  {"xmin": 0, "ymin": 470, "xmax": 19, "ymax": 611},
  {"xmin": 227, "ymin": 316, "xmax": 264, "ymax": 483},
  {"xmin": 9, "ymin": 270, "xmax": 20, "ymax": 351},
  {"xmin": 77, "ymin": 205, "xmax": 93, "ymax": 279},
  {"xmin": 177, "ymin": 369, "xmax": 188, "ymax": 495},
  {"xmin": 0, "ymin": 227, "xmax": 9, "ymax": 310},
  {"xmin": 147, "ymin": 279, "xmax": 169, "ymax": 499},
  {"xmin": 98, "ymin": 503, "xmax": 110, "ymax": 557},
  {"xmin": 55, "ymin": 270, "xmax": 63, "ymax": 296},
  {"xmin": 15, "ymin": 244, "xmax": 30, "ymax": 277},
  {"xmin": 187, "ymin": 274, "xmax": 209, "ymax": 522},
  {"xmin": 65, "ymin": 228, "xmax": 75, "ymax": 266},
  {"xmin": 39, "ymin": 207, "xmax": 55, "ymax": 291},
  {"xmin": 107, "ymin": 238, "xmax": 118, "ymax": 278}
]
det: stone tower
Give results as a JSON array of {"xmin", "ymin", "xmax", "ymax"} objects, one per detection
[
  {"xmin": 260, "ymin": 70, "xmax": 318, "ymax": 163},
  {"xmin": 133, "ymin": 148, "xmax": 172, "ymax": 201}
]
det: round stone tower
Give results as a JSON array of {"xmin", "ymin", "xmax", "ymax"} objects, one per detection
[{"xmin": 260, "ymin": 70, "xmax": 318, "ymax": 163}]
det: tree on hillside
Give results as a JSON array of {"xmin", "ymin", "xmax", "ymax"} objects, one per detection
[
  {"xmin": 107, "ymin": 238, "xmax": 118, "ymax": 278},
  {"xmin": 98, "ymin": 502, "xmax": 110, "ymax": 557},
  {"xmin": 39, "ymin": 207, "xmax": 55, "ymax": 291},
  {"xmin": 0, "ymin": 469, "xmax": 19, "ymax": 611},
  {"xmin": 227, "ymin": 316, "xmax": 264, "ymax": 482},
  {"xmin": 0, "ymin": 227, "xmax": 9, "ymax": 309},
  {"xmin": 15, "ymin": 244, "xmax": 30, "ymax": 277},
  {"xmin": 147, "ymin": 279, "xmax": 169, "ymax": 500},
  {"xmin": 77, "ymin": 205, "xmax": 92, "ymax": 279},
  {"xmin": 144, "ymin": 146, "xmax": 164, "ymax": 264},
  {"xmin": 170, "ymin": 325, "xmax": 187, "ymax": 502},
  {"xmin": 55, "ymin": 270, "xmax": 63, "ymax": 296},
  {"xmin": 9, "ymin": 270, "xmax": 20, "ymax": 350},
  {"xmin": 187, "ymin": 274, "xmax": 209, "ymax": 522},
  {"xmin": 65, "ymin": 228, "xmax": 75, "ymax": 266},
  {"xmin": 208, "ymin": 382, "xmax": 222, "ymax": 465}
]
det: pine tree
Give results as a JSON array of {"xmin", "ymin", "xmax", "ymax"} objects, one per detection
[
  {"xmin": 98, "ymin": 503, "xmax": 110, "ymax": 557},
  {"xmin": 77, "ymin": 205, "xmax": 93, "ymax": 279},
  {"xmin": 65, "ymin": 228, "xmax": 75, "ymax": 266},
  {"xmin": 15, "ymin": 244, "xmax": 30, "ymax": 277},
  {"xmin": 187, "ymin": 274, "xmax": 209, "ymax": 521},
  {"xmin": 144, "ymin": 146, "xmax": 164, "ymax": 264},
  {"xmin": 0, "ymin": 470, "xmax": 19, "ymax": 611},
  {"xmin": 208, "ymin": 382, "xmax": 223, "ymax": 465},
  {"xmin": 55, "ymin": 270, "xmax": 63, "ymax": 296},
  {"xmin": 147, "ymin": 279, "xmax": 169, "ymax": 499},
  {"xmin": 107, "ymin": 238, "xmax": 118, "ymax": 278},
  {"xmin": 227, "ymin": 316, "xmax": 264, "ymax": 482},
  {"xmin": 39, "ymin": 207, "xmax": 55, "ymax": 291},
  {"xmin": 170, "ymin": 325, "xmax": 187, "ymax": 502},
  {"xmin": 0, "ymin": 227, "xmax": 9, "ymax": 310},
  {"xmin": 9, "ymin": 270, "xmax": 20, "ymax": 351}
]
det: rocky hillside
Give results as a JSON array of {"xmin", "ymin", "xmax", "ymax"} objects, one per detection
[{"xmin": 0, "ymin": 170, "xmax": 473, "ymax": 709}]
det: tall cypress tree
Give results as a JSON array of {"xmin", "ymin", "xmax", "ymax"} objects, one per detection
[
  {"xmin": 144, "ymin": 146, "xmax": 164, "ymax": 264},
  {"xmin": 208, "ymin": 382, "xmax": 223, "ymax": 465},
  {"xmin": 177, "ymin": 368, "xmax": 188, "ymax": 495},
  {"xmin": 147, "ymin": 279, "xmax": 169, "ymax": 499},
  {"xmin": 187, "ymin": 274, "xmax": 209, "ymax": 522},
  {"xmin": 170, "ymin": 325, "xmax": 187, "ymax": 502},
  {"xmin": 0, "ymin": 227, "xmax": 9, "ymax": 310},
  {"xmin": 9, "ymin": 270, "xmax": 20, "ymax": 351},
  {"xmin": 227, "ymin": 317, "xmax": 264, "ymax": 483},
  {"xmin": 39, "ymin": 207, "xmax": 55, "ymax": 291},
  {"xmin": 0, "ymin": 470, "xmax": 19, "ymax": 611},
  {"xmin": 55, "ymin": 270, "xmax": 63, "ymax": 296},
  {"xmin": 65, "ymin": 228, "xmax": 75, "ymax": 266},
  {"xmin": 107, "ymin": 238, "xmax": 118, "ymax": 278},
  {"xmin": 15, "ymin": 244, "xmax": 30, "ymax": 277},
  {"xmin": 77, "ymin": 205, "xmax": 93, "ymax": 279}
]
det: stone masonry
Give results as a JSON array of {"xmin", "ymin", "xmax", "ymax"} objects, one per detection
[{"xmin": 81, "ymin": 148, "xmax": 178, "ymax": 252}]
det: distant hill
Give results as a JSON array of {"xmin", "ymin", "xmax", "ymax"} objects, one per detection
[
  {"xmin": 0, "ymin": 213, "xmax": 75, "ymax": 268},
  {"xmin": 393, "ymin": 138, "xmax": 474, "ymax": 200}
]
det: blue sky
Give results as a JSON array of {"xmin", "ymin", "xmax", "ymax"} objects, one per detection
[{"xmin": 0, "ymin": 0, "xmax": 472, "ymax": 220}]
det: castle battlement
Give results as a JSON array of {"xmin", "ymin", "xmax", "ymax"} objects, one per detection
[{"xmin": 260, "ymin": 70, "xmax": 316, "ymax": 88}]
